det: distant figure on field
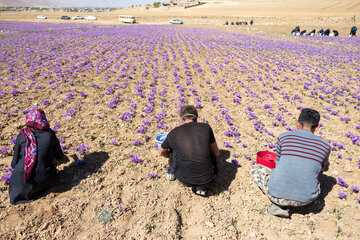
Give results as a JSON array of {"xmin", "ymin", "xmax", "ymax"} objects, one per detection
[
  {"xmin": 250, "ymin": 18, "xmax": 254, "ymax": 25},
  {"xmin": 291, "ymin": 26, "xmax": 300, "ymax": 36},
  {"xmin": 159, "ymin": 105, "xmax": 220, "ymax": 196},
  {"xmin": 324, "ymin": 29, "xmax": 330, "ymax": 36},
  {"xmin": 350, "ymin": 26, "xmax": 357, "ymax": 36},
  {"xmin": 250, "ymin": 108, "xmax": 331, "ymax": 217},
  {"xmin": 225, "ymin": 21, "xmax": 228, "ymax": 25},
  {"xmin": 308, "ymin": 29, "xmax": 316, "ymax": 36},
  {"xmin": 9, "ymin": 107, "xmax": 64, "ymax": 205},
  {"xmin": 231, "ymin": 21, "xmax": 234, "ymax": 25},
  {"xmin": 300, "ymin": 30, "xmax": 306, "ymax": 36},
  {"xmin": 318, "ymin": 29, "xmax": 324, "ymax": 36},
  {"xmin": 330, "ymin": 30, "xmax": 339, "ymax": 36},
  {"xmin": 244, "ymin": 21, "xmax": 248, "ymax": 25}
]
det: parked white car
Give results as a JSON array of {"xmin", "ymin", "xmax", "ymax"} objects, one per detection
[
  {"xmin": 37, "ymin": 15, "xmax": 47, "ymax": 20},
  {"xmin": 170, "ymin": 19, "xmax": 183, "ymax": 24},
  {"xmin": 72, "ymin": 16, "xmax": 83, "ymax": 20},
  {"xmin": 84, "ymin": 16, "xmax": 97, "ymax": 20}
]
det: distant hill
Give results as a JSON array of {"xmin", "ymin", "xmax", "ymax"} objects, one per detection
[
  {"xmin": 0, "ymin": 0, "xmax": 131, "ymax": 8},
  {"xmin": 0, "ymin": 0, "xmax": 53, "ymax": 7}
]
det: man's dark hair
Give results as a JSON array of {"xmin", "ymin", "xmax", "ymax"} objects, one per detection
[
  {"xmin": 298, "ymin": 108, "xmax": 320, "ymax": 130},
  {"xmin": 180, "ymin": 105, "xmax": 198, "ymax": 121}
]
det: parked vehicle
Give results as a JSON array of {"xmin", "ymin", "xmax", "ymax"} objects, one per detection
[
  {"xmin": 61, "ymin": 16, "xmax": 70, "ymax": 20},
  {"xmin": 37, "ymin": 15, "xmax": 47, "ymax": 20},
  {"xmin": 170, "ymin": 19, "xmax": 183, "ymax": 24},
  {"xmin": 72, "ymin": 16, "xmax": 83, "ymax": 20},
  {"xmin": 84, "ymin": 16, "xmax": 97, "ymax": 20},
  {"xmin": 118, "ymin": 15, "xmax": 136, "ymax": 24}
]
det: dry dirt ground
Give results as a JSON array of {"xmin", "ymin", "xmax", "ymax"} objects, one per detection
[{"xmin": 0, "ymin": 1, "xmax": 360, "ymax": 239}]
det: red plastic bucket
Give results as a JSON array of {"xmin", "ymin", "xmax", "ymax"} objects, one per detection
[{"xmin": 256, "ymin": 151, "xmax": 276, "ymax": 169}]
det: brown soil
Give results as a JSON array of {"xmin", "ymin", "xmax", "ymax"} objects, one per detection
[{"xmin": 0, "ymin": 1, "xmax": 360, "ymax": 239}]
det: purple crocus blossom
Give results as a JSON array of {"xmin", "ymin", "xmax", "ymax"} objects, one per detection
[
  {"xmin": 337, "ymin": 177, "xmax": 348, "ymax": 188},
  {"xmin": 129, "ymin": 154, "xmax": 141, "ymax": 163},
  {"xmin": 132, "ymin": 139, "xmax": 142, "ymax": 146},
  {"xmin": 148, "ymin": 173, "xmax": 158, "ymax": 178},
  {"xmin": 231, "ymin": 159, "xmax": 241, "ymax": 166},
  {"xmin": 75, "ymin": 158, "xmax": 86, "ymax": 166},
  {"xmin": 73, "ymin": 144, "xmax": 91, "ymax": 155},
  {"xmin": 338, "ymin": 192, "xmax": 347, "ymax": 199},
  {"xmin": 351, "ymin": 185, "xmax": 359, "ymax": 193},
  {"xmin": 1, "ymin": 167, "xmax": 13, "ymax": 183},
  {"xmin": 0, "ymin": 147, "xmax": 9, "ymax": 153}
]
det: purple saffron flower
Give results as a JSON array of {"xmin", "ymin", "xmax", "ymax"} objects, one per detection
[
  {"xmin": 272, "ymin": 122, "xmax": 279, "ymax": 126},
  {"xmin": 231, "ymin": 159, "xmax": 241, "ymax": 166},
  {"xmin": 60, "ymin": 144, "xmax": 67, "ymax": 150},
  {"xmin": 0, "ymin": 147, "xmax": 9, "ymax": 153},
  {"xmin": 110, "ymin": 140, "xmax": 118, "ymax": 145},
  {"xmin": 224, "ymin": 142, "xmax": 232, "ymax": 148},
  {"xmin": 10, "ymin": 137, "xmax": 16, "ymax": 144},
  {"xmin": 119, "ymin": 205, "xmax": 125, "ymax": 211},
  {"xmin": 263, "ymin": 104, "xmax": 271, "ymax": 109},
  {"xmin": 351, "ymin": 186, "xmax": 359, "ymax": 193},
  {"xmin": 338, "ymin": 192, "xmax": 347, "ymax": 199},
  {"xmin": 148, "ymin": 173, "xmax": 159, "ymax": 179},
  {"xmin": 268, "ymin": 143, "xmax": 276, "ymax": 148},
  {"xmin": 132, "ymin": 139, "xmax": 142, "ymax": 146},
  {"xmin": 1, "ymin": 167, "xmax": 13, "ymax": 184},
  {"xmin": 129, "ymin": 154, "xmax": 141, "ymax": 163},
  {"xmin": 75, "ymin": 158, "xmax": 86, "ymax": 166},
  {"xmin": 42, "ymin": 100, "xmax": 50, "ymax": 106},
  {"xmin": 337, "ymin": 177, "xmax": 348, "ymax": 188},
  {"xmin": 73, "ymin": 144, "xmax": 91, "ymax": 155}
]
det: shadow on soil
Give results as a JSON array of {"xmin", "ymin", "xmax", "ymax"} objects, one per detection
[
  {"xmin": 207, "ymin": 149, "xmax": 239, "ymax": 196},
  {"xmin": 52, "ymin": 151, "xmax": 110, "ymax": 193},
  {"xmin": 289, "ymin": 173, "xmax": 337, "ymax": 216}
]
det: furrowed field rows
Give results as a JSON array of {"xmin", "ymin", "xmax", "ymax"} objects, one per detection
[{"xmin": 0, "ymin": 21, "xmax": 360, "ymax": 239}]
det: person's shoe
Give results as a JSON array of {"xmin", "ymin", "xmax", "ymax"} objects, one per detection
[
  {"xmin": 267, "ymin": 204, "xmax": 289, "ymax": 217},
  {"xmin": 165, "ymin": 168, "xmax": 175, "ymax": 181},
  {"xmin": 194, "ymin": 186, "xmax": 207, "ymax": 196}
]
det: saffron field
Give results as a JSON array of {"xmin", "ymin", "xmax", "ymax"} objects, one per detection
[{"xmin": 0, "ymin": 21, "xmax": 359, "ymax": 239}]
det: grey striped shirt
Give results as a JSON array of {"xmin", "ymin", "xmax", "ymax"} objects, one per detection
[{"xmin": 268, "ymin": 129, "xmax": 331, "ymax": 202}]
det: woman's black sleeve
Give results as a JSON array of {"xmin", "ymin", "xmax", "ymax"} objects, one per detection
[
  {"xmin": 11, "ymin": 134, "xmax": 22, "ymax": 168},
  {"xmin": 51, "ymin": 131, "xmax": 64, "ymax": 159}
]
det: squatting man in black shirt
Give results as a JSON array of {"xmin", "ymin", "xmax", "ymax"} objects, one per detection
[{"xmin": 159, "ymin": 105, "xmax": 220, "ymax": 196}]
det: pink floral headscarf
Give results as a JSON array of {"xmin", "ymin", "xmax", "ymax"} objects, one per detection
[{"xmin": 21, "ymin": 107, "xmax": 50, "ymax": 182}]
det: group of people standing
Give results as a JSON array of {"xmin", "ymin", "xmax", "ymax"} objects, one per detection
[
  {"xmin": 225, "ymin": 18, "xmax": 254, "ymax": 26},
  {"xmin": 8, "ymin": 105, "xmax": 331, "ymax": 218},
  {"xmin": 291, "ymin": 26, "xmax": 357, "ymax": 37}
]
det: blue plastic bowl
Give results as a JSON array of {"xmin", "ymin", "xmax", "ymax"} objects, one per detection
[{"xmin": 155, "ymin": 133, "xmax": 168, "ymax": 149}]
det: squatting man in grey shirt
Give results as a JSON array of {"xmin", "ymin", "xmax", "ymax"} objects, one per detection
[{"xmin": 250, "ymin": 108, "xmax": 331, "ymax": 217}]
